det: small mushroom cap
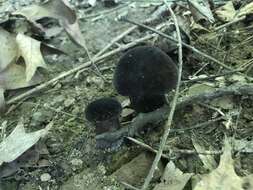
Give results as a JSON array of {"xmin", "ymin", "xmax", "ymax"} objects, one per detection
[
  {"xmin": 85, "ymin": 98, "xmax": 122, "ymax": 122},
  {"xmin": 113, "ymin": 46, "xmax": 178, "ymax": 97}
]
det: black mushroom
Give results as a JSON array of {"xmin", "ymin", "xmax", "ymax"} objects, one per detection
[
  {"xmin": 113, "ymin": 45, "xmax": 178, "ymax": 113},
  {"xmin": 85, "ymin": 97, "xmax": 123, "ymax": 150}
]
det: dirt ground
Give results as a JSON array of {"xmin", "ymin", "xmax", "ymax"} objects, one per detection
[{"xmin": 1, "ymin": 1, "xmax": 253, "ymax": 190}]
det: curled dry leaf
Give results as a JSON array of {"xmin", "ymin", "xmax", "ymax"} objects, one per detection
[
  {"xmin": 188, "ymin": 0, "xmax": 215, "ymax": 24},
  {"xmin": 16, "ymin": 33, "xmax": 47, "ymax": 82},
  {"xmin": 0, "ymin": 63, "xmax": 43, "ymax": 90},
  {"xmin": 0, "ymin": 63, "xmax": 44, "ymax": 110},
  {"xmin": 154, "ymin": 161, "xmax": 193, "ymax": 190},
  {"xmin": 193, "ymin": 138, "xmax": 253, "ymax": 190},
  {"xmin": 215, "ymin": 1, "xmax": 236, "ymax": 22},
  {"xmin": 0, "ymin": 119, "xmax": 52, "ymax": 166},
  {"xmin": 192, "ymin": 138, "xmax": 217, "ymax": 171},
  {"xmin": 216, "ymin": 1, "xmax": 253, "ymax": 22},
  {"xmin": 0, "ymin": 28, "xmax": 18, "ymax": 72},
  {"xmin": 13, "ymin": 0, "xmax": 86, "ymax": 48}
]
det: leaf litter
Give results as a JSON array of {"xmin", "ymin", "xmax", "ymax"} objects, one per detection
[{"xmin": 1, "ymin": 0, "xmax": 253, "ymax": 190}]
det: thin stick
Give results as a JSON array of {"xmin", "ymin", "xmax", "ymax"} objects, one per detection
[
  {"xmin": 81, "ymin": 38, "xmax": 105, "ymax": 80},
  {"xmin": 214, "ymin": 16, "xmax": 245, "ymax": 31},
  {"xmin": 120, "ymin": 18, "xmax": 232, "ymax": 70},
  {"xmin": 167, "ymin": 148, "xmax": 222, "ymax": 155},
  {"xmin": 120, "ymin": 181, "xmax": 141, "ymax": 190},
  {"xmin": 94, "ymin": 26, "xmax": 137, "ymax": 58},
  {"xmin": 141, "ymin": 3, "xmax": 182, "ymax": 189},
  {"xmin": 183, "ymin": 69, "xmax": 242, "ymax": 83},
  {"xmin": 6, "ymin": 34, "xmax": 155, "ymax": 105},
  {"xmin": 127, "ymin": 137, "xmax": 170, "ymax": 160}
]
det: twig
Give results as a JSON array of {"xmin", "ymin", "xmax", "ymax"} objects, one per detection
[
  {"xmin": 176, "ymin": 83, "xmax": 253, "ymax": 109},
  {"xmin": 6, "ymin": 34, "xmax": 156, "ymax": 105},
  {"xmin": 94, "ymin": 3, "xmax": 172, "ymax": 58},
  {"xmin": 94, "ymin": 26, "xmax": 137, "ymax": 58},
  {"xmin": 81, "ymin": 3, "xmax": 129, "ymax": 20},
  {"xmin": 167, "ymin": 148, "xmax": 222, "ymax": 155},
  {"xmin": 97, "ymin": 83, "xmax": 253, "ymax": 144},
  {"xmin": 120, "ymin": 181, "xmax": 141, "ymax": 190},
  {"xmin": 141, "ymin": 3, "xmax": 182, "ymax": 189},
  {"xmin": 120, "ymin": 18, "xmax": 233, "ymax": 70},
  {"xmin": 127, "ymin": 137, "xmax": 170, "ymax": 160},
  {"xmin": 81, "ymin": 37, "xmax": 106, "ymax": 80},
  {"xmin": 183, "ymin": 69, "xmax": 242, "ymax": 83},
  {"xmin": 214, "ymin": 16, "xmax": 245, "ymax": 31}
]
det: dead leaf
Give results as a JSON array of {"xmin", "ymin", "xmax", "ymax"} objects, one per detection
[
  {"xmin": 234, "ymin": 139, "xmax": 253, "ymax": 153},
  {"xmin": 0, "ymin": 28, "xmax": 18, "ymax": 72},
  {"xmin": 0, "ymin": 62, "xmax": 43, "ymax": 90},
  {"xmin": 0, "ymin": 144, "xmax": 44, "ymax": 178},
  {"xmin": 188, "ymin": 83, "xmax": 215, "ymax": 96},
  {"xmin": 16, "ymin": 33, "xmax": 47, "ymax": 82},
  {"xmin": 192, "ymin": 138, "xmax": 217, "ymax": 171},
  {"xmin": 193, "ymin": 138, "xmax": 246, "ymax": 190},
  {"xmin": 0, "ymin": 119, "xmax": 52, "ymax": 165},
  {"xmin": 216, "ymin": 1, "xmax": 253, "ymax": 23},
  {"xmin": 88, "ymin": 0, "xmax": 97, "ymax": 7},
  {"xmin": 112, "ymin": 152, "xmax": 164, "ymax": 187},
  {"xmin": 188, "ymin": 0, "xmax": 215, "ymax": 24},
  {"xmin": 154, "ymin": 161, "xmax": 193, "ymax": 190},
  {"xmin": 215, "ymin": 1, "xmax": 237, "ymax": 22},
  {"xmin": 13, "ymin": 0, "xmax": 86, "ymax": 48},
  {"xmin": 238, "ymin": 2, "xmax": 253, "ymax": 18},
  {"xmin": 0, "ymin": 62, "xmax": 43, "ymax": 109}
]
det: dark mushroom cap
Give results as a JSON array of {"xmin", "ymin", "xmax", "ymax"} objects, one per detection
[
  {"xmin": 113, "ymin": 46, "xmax": 178, "ymax": 97},
  {"xmin": 85, "ymin": 98, "xmax": 122, "ymax": 122}
]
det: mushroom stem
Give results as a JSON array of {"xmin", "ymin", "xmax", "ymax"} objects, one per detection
[
  {"xmin": 94, "ymin": 116, "xmax": 121, "ymax": 135},
  {"xmin": 130, "ymin": 94, "xmax": 166, "ymax": 113}
]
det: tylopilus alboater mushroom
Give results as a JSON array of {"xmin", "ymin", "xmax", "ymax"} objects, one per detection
[
  {"xmin": 113, "ymin": 45, "xmax": 178, "ymax": 113},
  {"xmin": 85, "ymin": 97, "xmax": 123, "ymax": 150}
]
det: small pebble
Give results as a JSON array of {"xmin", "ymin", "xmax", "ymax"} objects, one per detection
[
  {"xmin": 70, "ymin": 158, "xmax": 83, "ymax": 167},
  {"xmin": 64, "ymin": 98, "xmax": 75, "ymax": 107},
  {"xmin": 40, "ymin": 173, "xmax": 51, "ymax": 182}
]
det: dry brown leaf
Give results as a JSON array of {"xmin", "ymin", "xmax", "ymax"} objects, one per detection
[
  {"xmin": 0, "ymin": 28, "xmax": 18, "ymax": 72},
  {"xmin": 154, "ymin": 162, "xmax": 193, "ymax": 190},
  {"xmin": 215, "ymin": 1, "xmax": 236, "ymax": 22},
  {"xmin": 0, "ymin": 119, "xmax": 52, "ymax": 165},
  {"xmin": 238, "ymin": 2, "xmax": 253, "ymax": 17},
  {"xmin": 0, "ymin": 62, "xmax": 43, "ymax": 90},
  {"xmin": 16, "ymin": 33, "xmax": 47, "ymax": 82},
  {"xmin": 0, "ymin": 63, "xmax": 43, "ymax": 109},
  {"xmin": 216, "ymin": 1, "xmax": 253, "ymax": 22},
  {"xmin": 13, "ymin": 0, "xmax": 86, "ymax": 48},
  {"xmin": 188, "ymin": 0, "xmax": 214, "ymax": 24},
  {"xmin": 192, "ymin": 138, "xmax": 217, "ymax": 171},
  {"xmin": 193, "ymin": 138, "xmax": 250, "ymax": 190}
]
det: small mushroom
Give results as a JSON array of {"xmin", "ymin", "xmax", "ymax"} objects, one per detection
[
  {"xmin": 113, "ymin": 45, "xmax": 178, "ymax": 113},
  {"xmin": 85, "ymin": 97, "xmax": 123, "ymax": 150}
]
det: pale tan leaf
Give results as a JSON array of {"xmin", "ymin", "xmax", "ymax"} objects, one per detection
[
  {"xmin": 16, "ymin": 33, "xmax": 47, "ymax": 82},
  {"xmin": 238, "ymin": 2, "xmax": 253, "ymax": 18},
  {"xmin": 0, "ymin": 28, "xmax": 18, "ymax": 72},
  {"xmin": 215, "ymin": 1, "xmax": 236, "ymax": 22},
  {"xmin": 193, "ymin": 138, "xmax": 244, "ymax": 190},
  {"xmin": 188, "ymin": 0, "xmax": 215, "ymax": 23},
  {"xmin": 192, "ymin": 138, "xmax": 217, "ymax": 171},
  {"xmin": 13, "ymin": 0, "xmax": 85, "ymax": 48},
  {"xmin": 0, "ymin": 62, "xmax": 43, "ymax": 90},
  {"xmin": 154, "ymin": 162, "xmax": 193, "ymax": 190},
  {"xmin": 0, "ymin": 119, "xmax": 52, "ymax": 165}
]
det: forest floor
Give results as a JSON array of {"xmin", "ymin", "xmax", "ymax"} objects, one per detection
[{"xmin": 1, "ymin": 0, "xmax": 253, "ymax": 190}]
